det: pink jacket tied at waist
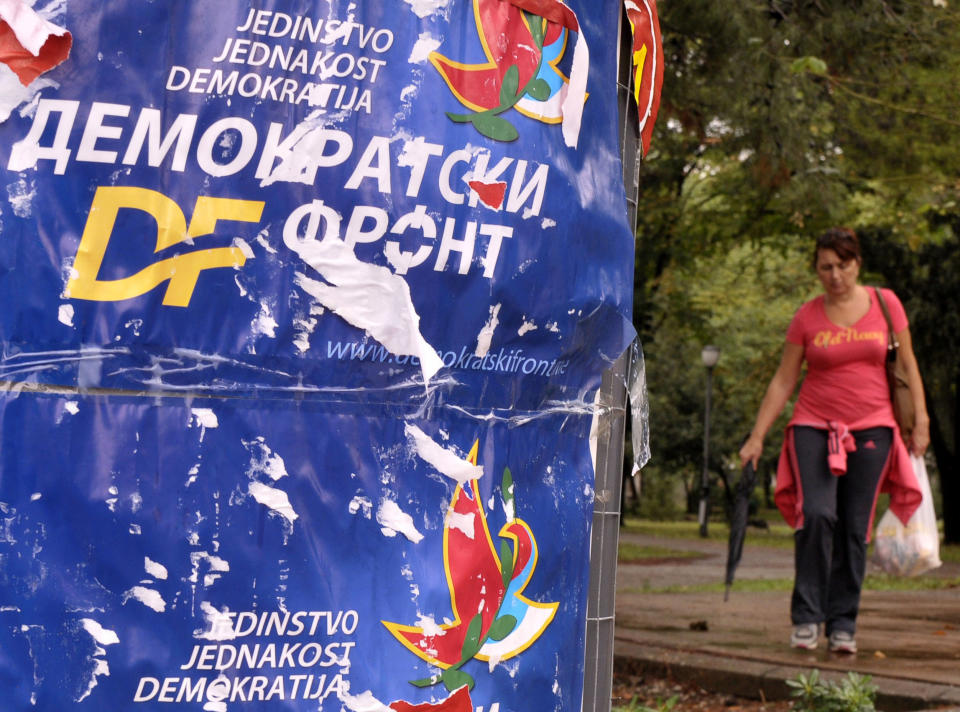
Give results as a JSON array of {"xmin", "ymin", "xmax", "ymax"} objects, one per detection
[
  {"xmin": 826, "ymin": 420, "xmax": 856, "ymax": 475},
  {"xmin": 775, "ymin": 418, "xmax": 921, "ymax": 542}
]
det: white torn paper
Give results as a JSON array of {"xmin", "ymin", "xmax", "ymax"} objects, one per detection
[
  {"xmin": 185, "ymin": 463, "xmax": 200, "ymax": 487},
  {"xmin": 446, "ymin": 510, "xmax": 476, "ymax": 539},
  {"xmin": 402, "ymin": 0, "xmax": 451, "ymax": 18},
  {"xmin": 408, "ymin": 32, "xmax": 441, "ymax": 64},
  {"xmin": 589, "ymin": 387, "xmax": 602, "ymax": 474},
  {"xmin": 243, "ymin": 437, "xmax": 288, "ymax": 481},
  {"xmin": 284, "ymin": 199, "xmax": 442, "ymax": 384},
  {"xmin": 415, "ymin": 614, "xmax": 445, "ymax": 637},
  {"xmin": 561, "ymin": 29, "xmax": 590, "ymax": 149},
  {"xmin": 194, "ymin": 601, "xmax": 239, "ymax": 642},
  {"xmin": 80, "ymin": 618, "xmax": 119, "ymax": 647},
  {"xmin": 57, "ymin": 303, "xmax": 73, "ymax": 326},
  {"xmin": 283, "ymin": 209, "xmax": 443, "ymax": 383},
  {"xmin": 191, "ymin": 408, "xmax": 218, "ymax": 444},
  {"xmin": 518, "ymin": 319, "xmax": 537, "ymax": 336},
  {"xmin": 0, "ymin": 68, "xmax": 55, "ymax": 123},
  {"xmin": 248, "ymin": 481, "xmax": 299, "ymax": 524},
  {"xmin": 349, "ymin": 495, "xmax": 373, "ymax": 518},
  {"xmin": 144, "ymin": 556, "xmax": 168, "ymax": 580},
  {"xmin": 0, "ymin": 0, "xmax": 69, "ymax": 56},
  {"xmin": 339, "ymin": 687, "xmax": 393, "ymax": 712},
  {"xmin": 77, "ymin": 619, "xmax": 118, "ymax": 703},
  {"xmin": 251, "ymin": 301, "xmax": 278, "ymax": 339},
  {"xmin": 190, "ymin": 551, "xmax": 230, "ymax": 588},
  {"xmin": 121, "ymin": 586, "xmax": 166, "ymax": 613},
  {"xmin": 191, "ymin": 408, "xmax": 218, "ymax": 430},
  {"xmin": 7, "ymin": 177, "xmax": 35, "ymax": 216},
  {"xmin": 376, "ymin": 499, "xmax": 423, "ymax": 543},
  {"xmin": 404, "ymin": 423, "xmax": 483, "ymax": 485},
  {"xmin": 474, "ymin": 303, "xmax": 501, "ymax": 358},
  {"xmin": 0, "ymin": 0, "xmax": 69, "ymax": 123}
]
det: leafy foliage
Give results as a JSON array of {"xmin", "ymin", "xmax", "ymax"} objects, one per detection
[
  {"xmin": 787, "ymin": 670, "xmax": 877, "ymax": 712},
  {"xmin": 637, "ymin": 0, "xmax": 960, "ymax": 536},
  {"xmin": 640, "ymin": 243, "xmax": 817, "ymax": 512},
  {"xmin": 613, "ymin": 694, "xmax": 680, "ymax": 712}
]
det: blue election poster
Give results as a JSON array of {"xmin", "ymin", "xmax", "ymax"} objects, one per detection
[{"xmin": 0, "ymin": 1, "xmax": 643, "ymax": 710}]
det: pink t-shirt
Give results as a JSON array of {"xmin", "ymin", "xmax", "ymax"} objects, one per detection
[{"xmin": 786, "ymin": 287, "xmax": 908, "ymax": 425}]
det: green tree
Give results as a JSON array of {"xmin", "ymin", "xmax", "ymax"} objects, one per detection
[
  {"xmin": 637, "ymin": 0, "xmax": 960, "ymax": 539},
  {"xmin": 865, "ymin": 224, "xmax": 960, "ymax": 542},
  {"xmin": 642, "ymin": 243, "xmax": 817, "ymax": 514}
]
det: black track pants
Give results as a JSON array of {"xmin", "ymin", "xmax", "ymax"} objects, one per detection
[{"xmin": 790, "ymin": 425, "xmax": 892, "ymax": 635}]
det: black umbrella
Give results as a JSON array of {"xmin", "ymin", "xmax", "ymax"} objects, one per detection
[{"xmin": 724, "ymin": 458, "xmax": 757, "ymax": 601}]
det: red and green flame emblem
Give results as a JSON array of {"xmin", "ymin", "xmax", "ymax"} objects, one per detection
[{"xmin": 429, "ymin": 0, "xmax": 580, "ymax": 142}]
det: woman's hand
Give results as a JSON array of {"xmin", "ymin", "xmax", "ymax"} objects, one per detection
[
  {"xmin": 910, "ymin": 417, "xmax": 930, "ymax": 457},
  {"xmin": 739, "ymin": 434, "xmax": 763, "ymax": 470}
]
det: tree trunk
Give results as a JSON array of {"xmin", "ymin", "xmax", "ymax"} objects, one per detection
[{"xmin": 929, "ymin": 380, "xmax": 960, "ymax": 544}]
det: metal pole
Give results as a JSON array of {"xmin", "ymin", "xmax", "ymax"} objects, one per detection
[{"xmin": 698, "ymin": 364, "xmax": 713, "ymax": 537}]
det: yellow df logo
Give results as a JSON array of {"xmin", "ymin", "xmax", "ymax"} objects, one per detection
[{"xmin": 67, "ymin": 186, "xmax": 264, "ymax": 307}]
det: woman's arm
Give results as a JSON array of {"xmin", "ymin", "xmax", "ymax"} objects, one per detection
[
  {"xmin": 739, "ymin": 341, "xmax": 804, "ymax": 468},
  {"xmin": 896, "ymin": 326, "xmax": 930, "ymax": 456}
]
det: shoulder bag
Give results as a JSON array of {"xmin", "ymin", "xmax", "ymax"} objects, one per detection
[{"xmin": 874, "ymin": 287, "xmax": 915, "ymax": 441}]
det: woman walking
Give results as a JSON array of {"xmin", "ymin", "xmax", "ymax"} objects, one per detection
[{"xmin": 740, "ymin": 227, "xmax": 928, "ymax": 653}]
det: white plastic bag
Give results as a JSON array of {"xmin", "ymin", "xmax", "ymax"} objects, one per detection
[{"xmin": 872, "ymin": 455, "xmax": 942, "ymax": 576}]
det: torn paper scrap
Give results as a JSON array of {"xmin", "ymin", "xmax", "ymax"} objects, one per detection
[
  {"xmin": 376, "ymin": 499, "xmax": 424, "ymax": 543},
  {"xmin": 248, "ymin": 481, "xmax": 298, "ymax": 524},
  {"xmin": 405, "ymin": 423, "xmax": 483, "ymax": 485},
  {"xmin": 285, "ymin": 200, "xmax": 442, "ymax": 383},
  {"xmin": 474, "ymin": 303, "xmax": 501, "ymax": 357},
  {"xmin": 0, "ymin": 0, "xmax": 72, "ymax": 86}
]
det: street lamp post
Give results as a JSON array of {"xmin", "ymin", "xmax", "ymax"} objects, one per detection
[{"xmin": 698, "ymin": 345, "xmax": 720, "ymax": 538}]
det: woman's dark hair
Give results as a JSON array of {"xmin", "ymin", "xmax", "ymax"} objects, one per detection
[{"xmin": 813, "ymin": 227, "xmax": 861, "ymax": 268}]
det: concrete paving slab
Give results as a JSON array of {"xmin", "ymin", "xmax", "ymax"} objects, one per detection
[{"xmin": 614, "ymin": 531, "xmax": 960, "ymax": 710}]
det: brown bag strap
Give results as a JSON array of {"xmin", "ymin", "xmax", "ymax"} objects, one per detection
[{"xmin": 873, "ymin": 287, "xmax": 900, "ymax": 352}]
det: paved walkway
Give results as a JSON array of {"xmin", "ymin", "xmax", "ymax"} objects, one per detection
[{"xmin": 613, "ymin": 530, "xmax": 960, "ymax": 711}]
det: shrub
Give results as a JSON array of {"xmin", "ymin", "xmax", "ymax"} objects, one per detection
[{"xmin": 787, "ymin": 669, "xmax": 877, "ymax": 712}]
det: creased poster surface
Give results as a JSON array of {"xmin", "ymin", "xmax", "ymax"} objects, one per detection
[{"xmin": 0, "ymin": 1, "xmax": 637, "ymax": 710}]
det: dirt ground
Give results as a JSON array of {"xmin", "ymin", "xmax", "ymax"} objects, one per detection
[{"xmin": 612, "ymin": 669, "xmax": 794, "ymax": 712}]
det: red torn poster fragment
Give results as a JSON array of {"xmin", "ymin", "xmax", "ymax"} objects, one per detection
[
  {"xmin": 0, "ymin": 0, "xmax": 72, "ymax": 86},
  {"xmin": 503, "ymin": 0, "xmax": 579, "ymax": 32},
  {"xmin": 469, "ymin": 180, "xmax": 508, "ymax": 209},
  {"xmin": 625, "ymin": 0, "xmax": 663, "ymax": 157},
  {"xmin": 391, "ymin": 686, "xmax": 473, "ymax": 712}
]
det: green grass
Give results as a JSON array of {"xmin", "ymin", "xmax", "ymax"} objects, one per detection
[
  {"xmin": 623, "ymin": 574, "xmax": 960, "ymax": 595},
  {"xmin": 863, "ymin": 572, "xmax": 960, "ymax": 591},
  {"xmin": 621, "ymin": 514, "xmax": 796, "ymax": 548},
  {"xmin": 622, "ymin": 577, "xmax": 794, "ymax": 595},
  {"xmin": 618, "ymin": 542, "xmax": 705, "ymax": 562},
  {"xmin": 939, "ymin": 542, "xmax": 960, "ymax": 564},
  {"xmin": 622, "ymin": 515, "xmax": 960, "ymax": 561},
  {"xmin": 619, "ymin": 516, "xmax": 960, "ymax": 594}
]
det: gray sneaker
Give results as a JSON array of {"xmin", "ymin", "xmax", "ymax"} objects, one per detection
[
  {"xmin": 790, "ymin": 623, "xmax": 819, "ymax": 650},
  {"xmin": 828, "ymin": 630, "xmax": 857, "ymax": 654}
]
